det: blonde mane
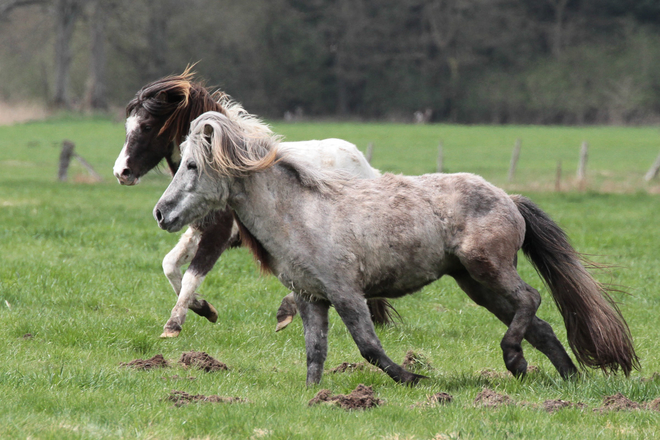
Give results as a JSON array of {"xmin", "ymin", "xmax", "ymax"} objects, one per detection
[{"xmin": 185, "ymin": 111, "xmax": 280, "ymax": 177}]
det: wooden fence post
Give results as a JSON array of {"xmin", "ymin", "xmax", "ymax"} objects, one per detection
[
  {"xmin": 507, "ymin": 139, "xmax": 521, "ymax": 182},
  {"xmin": 577, "ymin": 141, "xmax": 588, "ymax": 190},
  {"xmin": 365, "ymin": 142, "xmax": 374, "ymax": 164},
  {"xmin": 57, "ymin": 140, "xmax": 103, "ymax": 182},
  {"xmin": 644, "ymin": 152, "xmax": 660, "ymax": 181},
  {"xmin": 436, "ymin": 141, "xmax": 444, "ymax": 173},
  {"xmin": 58, "ymin": 140, "xmax": 75, "ymax": 181}
]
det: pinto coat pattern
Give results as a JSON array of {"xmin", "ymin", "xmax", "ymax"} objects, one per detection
[
  {"xmin": 154, "ymin": 111, "xmax": 638, "ymax": 385},
  {"xmin": 113, "ymin": 70, "xmax": 392, "ymax": 337}
]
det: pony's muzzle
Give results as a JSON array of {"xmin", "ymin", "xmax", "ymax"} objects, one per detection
[
  {"xmin": 154, "ymin": 205, "xmax": 175, "ymax": 231},
  {"xmin": 115, "ymin": 168, "xmax": 141, "ymax": 186}
]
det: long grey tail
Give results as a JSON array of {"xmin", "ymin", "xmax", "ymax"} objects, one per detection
[{"xmin": 511, "ymin": 195, "xmax": 639, "ymax": 375}]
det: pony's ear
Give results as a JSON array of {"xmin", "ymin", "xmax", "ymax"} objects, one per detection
[
  {"xmin": 155, "ymin": 91, "xmax": 168, "ymax": 103},
  {"xmin": 203, "ymin": 123, "xmax": 214, "ymax": 141}
]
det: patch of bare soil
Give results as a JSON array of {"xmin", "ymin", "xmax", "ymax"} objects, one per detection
[
  {"xmin": 594, "ymin": 393, "xmax": 641, "ymax": 412},
  {"xmin": 167, "ymin": 390, "xmax": 247, "ymax": 407},
  {"xmin": 543, "ymin": 399, "xmax": 586, "ymax": 413},
  {"xmin": 474, "ymin": 388, "xmax": 515, "ymax": 408},
  {"xmin": 179, "ymin": 351, "xmax": 228, "ymax": 372},
  {"xmin": 0, "ymin": 101, "xmax": 48, "ymax": 125},
  {"xmin": 21, "ymin": 333, "xmax": 33, "ymax": 340},
  {"xmin": 309, "ymin": 384, "xmax": 382, "ymax": 410},
  {"xmin": 402, "ymin": 350, "xmax": 434, "ymax": 372},
  {"xmin": 120, "ymin": 354, "xmax": 169, "ymax": 370}
]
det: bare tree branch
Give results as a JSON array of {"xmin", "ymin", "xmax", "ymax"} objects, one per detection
[{"xmin": 0, "ymin": 0, "xmax": 47, "ymax": 18}]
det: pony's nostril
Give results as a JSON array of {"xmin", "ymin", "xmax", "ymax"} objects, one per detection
[
  {"xmin": 155, "ymin": 209, "xmax": 163, "ymax": 222},
  {"xmin": 121, "ymin": 168, "xmax": 132, "ymax": 177}
]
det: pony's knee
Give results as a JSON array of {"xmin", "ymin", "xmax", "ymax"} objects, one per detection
[{"xmin": 162, "ymin": 253, "xmax": 181, "ymax": 279}]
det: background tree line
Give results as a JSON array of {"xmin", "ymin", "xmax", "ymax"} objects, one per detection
[{"xmin": 1, "ymin": 0, "xmax": 659, "ymax": 124}]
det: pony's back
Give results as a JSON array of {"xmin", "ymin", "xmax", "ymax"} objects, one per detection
[{"xmin": 279, "ymin": 139, "xmax": 379, "ymax": 179}]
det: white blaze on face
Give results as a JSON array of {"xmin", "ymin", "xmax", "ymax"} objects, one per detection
[{"xmin": 113, "ymin": 115, "xmax": 141, "ymax": 183}]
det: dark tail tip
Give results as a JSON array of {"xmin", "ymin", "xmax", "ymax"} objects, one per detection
[{"xmin": 367, "ymin": 298, "xmax": 401, "ymax": 326}]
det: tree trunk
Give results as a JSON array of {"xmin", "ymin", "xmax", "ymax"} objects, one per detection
[
  {"xmin": 53, "ymin": 0, "xmax": 81, "ymax": 108},
  {"xmin": 85, "ymin": 0, "xmax": 107, "ymax": 110}
]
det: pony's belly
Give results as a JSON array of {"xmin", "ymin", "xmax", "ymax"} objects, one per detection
[{"xmin": 276, "ymin": 268, "xmax": 329, "ymax": 302}]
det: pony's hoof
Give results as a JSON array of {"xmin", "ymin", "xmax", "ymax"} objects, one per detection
[
  {"xmin": 275, "ymin": 315, "xmax": 293, "ymax": 332},
  {"xmin": 160, "ymin": 329, "xmax": 181, "ymax": 338},
  {"xmin": 160, "ymin": 330, "xmax": 180, "ymax": 338},
  {"xmin": 205, "ymin": 304, "xmax": 218, "ymax": 323},
  {"xmin": 401, "ymin": 371, "xmax": 429, "ymax": 386}
]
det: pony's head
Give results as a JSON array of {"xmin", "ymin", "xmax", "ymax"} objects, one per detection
[
  {"xmin": 113, "ymin": 67, "xmax": 226, "ymax": 185},
  {"xmin": 154, "ymin": 111, "xmax": 278, "ymax": 232}
]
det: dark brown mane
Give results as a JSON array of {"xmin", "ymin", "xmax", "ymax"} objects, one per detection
[
  {"xmin": 232, "ymin": 212, "xmax": 274, "ymax": 275},
  {"xmin": 126, "ymin": 67, "xmax": 228, "ymax": 147}
]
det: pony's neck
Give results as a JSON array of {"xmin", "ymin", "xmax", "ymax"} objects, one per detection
[
  {"xmin": 165, "ymin": 142, "xmax": 182, "ymax": 175},
  {"xmin": 164, "ymin": 85, "xmax": 225, "ymax": 174},
  {"xmin": 228, "ymin": 165, "xmax": 315, "ymax": 273}
]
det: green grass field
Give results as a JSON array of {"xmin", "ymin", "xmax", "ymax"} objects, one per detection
[{"xmin": 1, "ymin": 117, "xmax": 660, "ymax": 439}]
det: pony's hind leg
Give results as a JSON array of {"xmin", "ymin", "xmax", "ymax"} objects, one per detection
[
  {"xmin": 451, "ymin": 270, "xmax": 577, "ymax": 378},
  {"xmin": 453, "ymin": 256, "xmax": 541, "ymax": 378},
  {"xmin": 330, "ymin": 289, "xmax": 426, "ymax": 385},
  {"xmin": 162, "ymin": 209, "xmax": 234, "ymax": 337}
]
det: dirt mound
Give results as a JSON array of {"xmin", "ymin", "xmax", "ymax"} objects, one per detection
[
  {"xmin": 167, "ymin": 390, "xmax": 247, "ymax": 407},
  {"xmin": 474, "ymin": 388, "xmax": 514, "ymax": 408},
  {"xmin": 120, "ymin": 354, "xmax": 169, "ymax": 370},
  {"xmin": 402, "ymin": 350, "xmax": 434, "ymax": 372},
  {"xmin": 543, "ymin": 399, "xmax": 586, "ymax": 413},
  {"xmin": 595, "ymin": 393, "xmax": 641, "ymax": 412},
  {"xmin": 428, "ymin": 392, "xmax": 453, "ymax": 405},
  {"xmin": 309, "ymin": 384, "xmax": 382, "ymax": 410},
  {"xmin": 647, "ymin": 398, "xmax": 660, "ymax": 411},
  {"xmin": 179, "ymin": 351, "xmax": 228, "ymax": 372}
]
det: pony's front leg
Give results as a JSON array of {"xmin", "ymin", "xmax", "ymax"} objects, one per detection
[
  {"xmin": 332, "ymin": 291, "xmax": 426, "ymax": 385},
  {"xmin": 162, "ymin": 227, "xmax": 217, "ymax": 323},
  {"xmin": 293, "ymin": 294, "xmax": 329, "ymax": 385},
  {"xmin": 162, "ymin": 227, "xmax": 200, "ymax": 295},
  {"xmin": 162, "ymin": 208, "xmax": 234, "ymax": 337}
]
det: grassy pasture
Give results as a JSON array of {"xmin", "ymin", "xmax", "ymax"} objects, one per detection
[{"xmin": 1, "ymin": 117, "xmax": 660, "ymax": 439}]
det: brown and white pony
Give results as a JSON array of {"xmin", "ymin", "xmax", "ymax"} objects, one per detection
[
  {"xmin": 154, "ymin": 111, "xmax": 638, "ymax": 385},
  {"xmin": 113, "ymin": 69, "xmax": 394, "ymax": 337}
]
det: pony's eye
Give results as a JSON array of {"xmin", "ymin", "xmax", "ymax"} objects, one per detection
[
  {"xmin": 187, "ymin": 162, "xmax": 198, "ymax": 171},
  {"xmin": 142, "ymin": 125, "xmax": 152, "ymax": 132}
]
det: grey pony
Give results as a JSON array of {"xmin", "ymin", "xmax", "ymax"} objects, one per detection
[{"xmin": 154, "ymin": 111, "xmax": 638, "ymax": 385}]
